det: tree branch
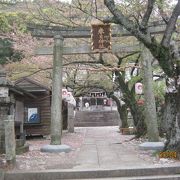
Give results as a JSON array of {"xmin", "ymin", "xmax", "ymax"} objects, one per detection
[
  {"xmin": 104, "ymin": 0, "xmax": 152, "ymax": 44},
  {"xmin": 130, "ymin": 54, "xmax": 141, "ymax": 76},
  {"xmin": 157, "ymin": 0, "xmax": 169, "ymax": 24},
  {"xmin": 115, "ymin": 52, "xmax": 140, "ymax": 67},
  {"xmin": 103, "ymin": 16, "xmax": 119, "ymax": 24},
  {"xmin": 13, "ymin": 67, "xmax": 52, "ymax": 79},
  {"xmin": 141, "ymin": 0, "xmax": 155, "ymax": 30},
  {"xmin": 161, "ymin": 0, "xmax": 180, "ymax": 47},
  {"xmin": 94, "ymin": 0, "xmax": 98, "ymax": 18},
  {"xmin": 104, "ymin": 0, "xmax": 176, "ymax": 77},
  {"xmin": 72, "ymin": 3, "xmax": 104, "ymax": 23}
]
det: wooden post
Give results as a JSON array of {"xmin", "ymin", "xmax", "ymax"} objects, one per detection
[
  {"xmin": 20, "ymin": 123, "xmax": 23, "ymax": 135},
  {"xmin": 141, "ymin": 44, "xmax": 159, "ymax": 142},
  {"xmin": 4, "ymin": 115, "xmax": 16, "ymax": 165},
  {"xmin": 51, "ymin": 35, "xmax": 63, "ymax": 145},
  {"xmin": 68, "ymin": 103, "xmax": 74, "ymax": 133}
]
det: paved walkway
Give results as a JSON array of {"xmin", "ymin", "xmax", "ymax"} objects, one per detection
[
  {"xmin": 73, "ymin": 126, "xmax": 154, "ymax": 169},
  {"xmin": 3, "ymin": 127, "xmax": 180, "ymax": 180},
  {"xmin": 4, "ymin": 126, "xmax": 179, "ymax": 172}
]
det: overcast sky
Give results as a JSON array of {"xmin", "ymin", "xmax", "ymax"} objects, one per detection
[{"xmin": 59, "ymin": 0, "xmax": 72, "ymax": 4}]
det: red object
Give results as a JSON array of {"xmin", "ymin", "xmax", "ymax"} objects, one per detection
[{"xmin": 137, "ymin": 99, "xmax": 144, "ymax": 105}]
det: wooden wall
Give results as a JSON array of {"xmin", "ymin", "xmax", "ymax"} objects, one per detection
[
  {"xmin": 23, "ymin": 92, "xmax": 51, "ymax": 136},
  {"xmin": 15, "ymin": 78, "xmax": 68, "ymax": 136}
]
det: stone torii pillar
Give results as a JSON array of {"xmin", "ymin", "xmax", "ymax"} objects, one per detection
[
  {"xmin": 41, "ymin": 35, "xmax": 71, "ymax": 153},
  {"xmin": 51, "ymin": 35, "xmax": 63, "ymax": 145}
]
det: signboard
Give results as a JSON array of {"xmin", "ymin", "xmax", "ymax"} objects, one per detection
[
  {"xmin": 91, "ymin": 24, "xmax": 111, "ymax": 52},
  {"xmin": 0, "ymin": 87, "xmax": 9, "ymax": 97},
  {"xmin": 27, "ymin": 107, "xmax": 40, "ymax": 123},
  {"xmin": 135, "ymin": 83, "xmax": 143, "ymax": 95}
]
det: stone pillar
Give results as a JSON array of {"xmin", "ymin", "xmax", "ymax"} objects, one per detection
[
  {"xmin": 0, "ymin": 170, "xmax": 4, "ymax": 180},
  {"xmin": 141, "ymin": 44, "xmax": 159, "ymax": 142},
  {"xmin": 68, "ymin": 103, "xmax": 75, "ymax": 133},
  {"xmin": 0, "ymin": 107, "xmax": 9, "ymax": 153},
  {"xmin": 0, "ymin": 71, "xmax": 10, "ymax": 153},
  {"xmin": 4, "ymin": 115, "xmax": 16, "ymax": 165},
  {"xmin": 51, "ymin": 35, "xmax": 63, "ymax": 145}
]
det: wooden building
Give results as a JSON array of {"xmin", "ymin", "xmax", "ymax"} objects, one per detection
[
  {"xmin": 79, "ymin": 88, "xmax": 112, "ymax": 111},
  {"xmin": 15, "ymin": 77, "xmax": 52, "ymax": 136},
  {"xmin": 0, "ymin": 74, "xmax": 68, "ymax": 154}
]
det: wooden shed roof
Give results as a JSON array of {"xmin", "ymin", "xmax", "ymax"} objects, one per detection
[
  {"xmin": 15, "ymin": 77, "xmax": 51, "ymax": 92},
  {"xmin": 0, "ymin": 71, "xmax": 36, "ymax": 98}
]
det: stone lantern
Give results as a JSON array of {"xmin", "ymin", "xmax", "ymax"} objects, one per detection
[{"xmin": 0, "ymin": 70, "xmax": 16, "ymax": 164}]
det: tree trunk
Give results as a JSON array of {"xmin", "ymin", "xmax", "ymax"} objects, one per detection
[
  {"xmin": 129, "ymin": 103, "xmax": 147, "ymax": 138},
  {"xmin": 158, "ymin": 104, "xmax": 166, "ymax": 137},
  {"xmin": 120, "ymin": 105, "xmax": 128, "ymax": 128},
  {"xmin": 164, "ymin": 87, "xmax": 180, "ymax": 159},
  {"xmin": 163, "ymin": 39, "xmax": 180, "ymax": 158},
  {"xmin": 62, "ymin": 100, "xmax": 68, "ymax": 130},
  {"xmin": 141, "ymin": 45, "xmax": 159, "ymax": 142},
  {"xmin": 115, "ymin": 71, "xmax": 146, "ymax": 137},
  {"xmin": 111, "ymin": 94, "xmax": 128, "ymax": 128}
]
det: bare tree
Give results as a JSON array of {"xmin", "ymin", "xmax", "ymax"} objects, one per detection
[{"xmin": 104, "ymin": 0, "xmax": 180, "ymax": 157}]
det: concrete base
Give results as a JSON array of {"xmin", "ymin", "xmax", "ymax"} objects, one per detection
[
  {"xmin": 139, "ymin": 142, "xmax": 164, "ymax": 151},
  {"xmin": 40, "ymin": 144, "xmax": 71, "ymax": 153}
]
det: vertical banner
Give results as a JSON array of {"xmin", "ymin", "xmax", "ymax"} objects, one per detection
[{"xmin": 91, "ymin": 24, "xmax": 111, "ymax": 52}]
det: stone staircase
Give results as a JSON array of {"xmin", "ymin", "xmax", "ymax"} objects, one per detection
[
  {"xmin": 3, "ymin": 166, "xmax": 180, "ymax": 180},
  {"xmin": 75, "ymin": 110, "xmax": 120, "ymax": 127}
]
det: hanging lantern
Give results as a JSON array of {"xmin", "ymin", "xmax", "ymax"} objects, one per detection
[{"xmin": 135, "ymin": 82, "xmax": 143, "ymax": 95}]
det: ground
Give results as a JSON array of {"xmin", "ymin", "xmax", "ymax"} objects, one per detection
[{"xmin": 0, "ymin": 127, "xmax": 179, "ymax": 171}]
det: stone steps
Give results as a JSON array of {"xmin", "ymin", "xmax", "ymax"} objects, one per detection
[
  {"xmin": 75, "ymin": 110, "xmax": 119, "ymax": 127},
  {"xmin": 75, "ymin": 122, "xmax": 118, "ymax": 127},
  {"xmin": 4, "ymin": 166, "xmax": 180, "ymax": 180},
  {"xmin": 68, "ymin": 174, "xmax": 180, "ymax": 180}
]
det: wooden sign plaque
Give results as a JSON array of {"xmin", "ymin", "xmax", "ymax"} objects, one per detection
[{"xmin": 91, "ymin": 24, "xmax": 111, "ymax": 52}]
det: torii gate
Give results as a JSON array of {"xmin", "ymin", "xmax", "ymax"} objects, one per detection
[{"xmin": 28, "ymin": 22, "xmax": 166, "ymax": 151}]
